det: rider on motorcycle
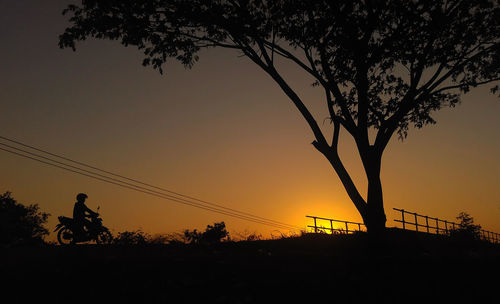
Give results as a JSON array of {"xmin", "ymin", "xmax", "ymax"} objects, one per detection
[{"xmin": 73, "ymin": 193, "xmax": 98, "ymax": 240}]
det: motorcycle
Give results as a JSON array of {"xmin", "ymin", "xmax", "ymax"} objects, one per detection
[{"xmin": 54, "ymin": 207, "xmax": 113, "ymax": 245}]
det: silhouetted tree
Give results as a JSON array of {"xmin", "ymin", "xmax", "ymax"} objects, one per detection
[
  {"xmin": 450, "ymin": 212, "xmax": 482, "ymax": 241},
  {"xmin": 184, "ymin": 221, "xmax": 229, "ymax": 244},
  {"xmin": 202, "ymin": 221, "xmax": 230, "ymax": 243},
  {"xmin": 113, "ymin": 229, "xmax": 151, "ymax": 245},
  {"xmin": 59, "ymin": 1, "xmax": 500, "ymax": 233},
  {"xmin": 0, "ymin": 191, "xmax": 50, "ymax": 246}
]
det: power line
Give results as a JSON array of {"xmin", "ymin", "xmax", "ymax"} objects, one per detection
[
  {"xmin": 0, "ymin": 146, "xmax": 298, "ymax": 230},
  {"xmin": 0, "ymin": 135, "xmax": 296, "ymax": 229},
  {"xmin": 0, "ymin": 136, "xmax": 302, "ymax": 230}
]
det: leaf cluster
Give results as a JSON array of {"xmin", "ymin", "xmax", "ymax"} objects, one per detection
[
  {"xmin": 112, "ymin": 229, "xmax": 151, "ymax": 245},
  {"xmin": 0, "ymin": 191, "xmax": 50, "ymax": 246},
  {"xmin": 184, "ymin": 221, "xmax": 229, "ymax": 245},
  {"xmin": 449, "ymin": 212, "xmax": 482, "ymax": 241},
  {"xmin": 60, "ymin": 0, "xmax": 499, "ymax": 142}
]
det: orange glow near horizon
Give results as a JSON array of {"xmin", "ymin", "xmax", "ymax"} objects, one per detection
[{"xmin": 1, "ymin": 1, "xmax": 499, "ymax": 242}]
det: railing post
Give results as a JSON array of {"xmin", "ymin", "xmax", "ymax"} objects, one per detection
[
  {"xmin": 435, "ymin": 219, "xmax": 439, "ymax": 234},
  {"xmin": 414, "ymin": 213, "xmax": 418, "ymax": 232},
  {"xmin": 425, "ymin": 216, "xmax": 429, "ymax": 233},
  {"xmin": 444, "ymin": 220, "xmax": 448, "ymax": 235},
  {"xmin": 345, "ymin": 222, "xmax": 349, "ymax": 234},
  {"xmin": 358, "ymin": 223, "xmax": 361, "ymax": 231},
  {"xmin": 330, "ymin": 220, "xmax": 334, "ymax": 235},
  {"xmin": 313, "ymin": 217, "xmax": 318, "ymax": 234},
  {"xmin": 401, "ymin": 209, "xmax": 406, "ymax": 230}
]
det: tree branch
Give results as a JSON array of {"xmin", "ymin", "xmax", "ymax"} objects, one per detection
[
  {"xmin": 317, "ymin": 46, "xmax": 358, "ymax": 135},
  {"xmin": 431, "ymin": 77, "xmax": 500, "ymax": 94},
  {"xmin": 424, "ymin": 44, "xmax": 498, "ymax": 94},
  {"xmin": 318, "ymin": 148, "xmax": 367, "ymax": 217},
  {"xmin": 243, "ymin": 39, "xmax": 328, "ymax": 148},
  {"xmin": 325, "ymin": 89, "xmax": 340, "ymax": 150}
]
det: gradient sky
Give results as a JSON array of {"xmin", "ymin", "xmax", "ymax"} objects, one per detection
[{"xmin": 1, "ymin": 1, "xmax": 499, "ymax": 240}]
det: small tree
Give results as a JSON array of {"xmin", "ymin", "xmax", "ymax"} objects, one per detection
[
  {"xmin": 59, "ymin": 1, "xmax": 500, "ymax": 233},
  {"xmin": 450, "ymin": 212, "xmax": 482, "ymax": 241},
  {"xmin": 183, "ymin": 228, "xmax": 202, "ymax": 244},
  {"xmin": 184, "ymin": 222, "xmax": 230, "ymax": 245},
  {"xmin": 202, "ymin": 222, "xmax": 230, "ymax": 243},
  {"xmin": 0, "ymin": 191, "xmax": 50, "ymax": 246}
]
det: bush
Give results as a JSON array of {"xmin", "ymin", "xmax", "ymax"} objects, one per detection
[
  {"xmin": 148, "ymin": 233, "xmax": 172, "ymax": 245},
  {"xmin": 112, "ymin": 222, "xmax": 230, "ymax": 246},
  {"xmin": 184, "ymin": 222, "xmax": 229, "ymax": 245},
  {"xmin": 113, "ymin": 229, "xmax": 151, "ymax": 245},
  {"xmin": 235, "ymin": 230, "xmax": 262, "ymax": 241},
  {"xmin": 112, "ymin": 230, "xmax": 189, "ymax": 245},
  {"xmin": 449, "ymin": 212, "xmax": 482, "ymax": 241},
  {"xmin": 0, "ymin": 191, "xmax": 50, "ymax": 246}
]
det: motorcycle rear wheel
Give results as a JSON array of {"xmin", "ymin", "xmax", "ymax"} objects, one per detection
[
  {"xmin": 57, "ymin": 227, "xmax": 74, "ymax": 245},
  {"xmin": 96, "ymin": 230, "xmax": 113, "ymax": 244}
]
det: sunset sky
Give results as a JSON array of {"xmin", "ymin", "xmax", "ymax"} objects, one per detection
[{"xmin": 1, "ymin": 1, "xmax": 499, "ymax": 240}]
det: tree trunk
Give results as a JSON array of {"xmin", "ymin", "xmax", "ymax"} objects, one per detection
[
  {"xmin": 317, "ymin": 143, "xmax": 387, "ymax": 234},
  {"xmin": 364, "ymin": 176, "xmax": 386, "ymax": 234},
  {"xmin": 362, "ymin": 151, "xmax": 387, "ymax": 234}
]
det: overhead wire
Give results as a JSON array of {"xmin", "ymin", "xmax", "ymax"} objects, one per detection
[
  {"xmin": 0, "ymin": 136, "xmax": 302, "ymax": 231},
  {"xmin": 0, "ymin": 145, "xmax": 297, "ymax": 230},
  {"xmin": 0, "ymin": 135, "xmax": 296, "ymax": 229}
]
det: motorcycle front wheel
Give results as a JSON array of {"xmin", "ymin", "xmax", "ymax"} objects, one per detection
[
  {"xmin": 57, "ymin": 227, "xmax": 74, "ymax": 245},
  {"xmin": 96, "ymin": 230, "xmax": 113, "ymax": 244}
]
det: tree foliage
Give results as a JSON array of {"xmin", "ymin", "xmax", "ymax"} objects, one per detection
[
  {"xmin": 60, "ymin": 0, "xmax": 499, "ymax": 232},
  {"xmin": 450, "ymin": 212, "xmax": 482, "ymax": 241},
  {"xmin": 60, "ymin": 0, "xmax": 499, "ymax": 137},
  {"xmin": 184, "ymin": 221, "xmax": 230, "ymax": 244},
  {"xmin": 0, "ymin": 191, "xmax": 50, "ymax": 246},
  {"xmin": 113, "ymin": 229, "xmax": 152, "ymax": 245}
]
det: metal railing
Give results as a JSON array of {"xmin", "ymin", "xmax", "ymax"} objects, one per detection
[
  {"xmin": 306, "ymin": 209, "xmax": 499, "ymax": 244},
  {"xmin": 393, "ymin": 208, "xmax": 500, "ymax": 244},
  {"xmin": 306, "ymin": 215, "xmax": 366, "ymax": 234}
]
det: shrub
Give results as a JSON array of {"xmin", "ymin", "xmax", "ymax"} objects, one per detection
[
  {"xmin": 450, "ymin": 212, "xmax": 482, "ymax": 241},
  {"xmin": 112, "ymin": 222, "xmax": 230, "ymax": 246},
  {"xmin": 184, "ymin": 222, "xmax": 229, "ymax": 245},
  {"xmin": 183, "ymin": 228, "xmax": 202, "ymax": 244},
  {"xmin": 0, "ymin": 191, "xmax": 50, "ymax": 246},
  {"xmin": 235, "ymin": 230, "xmax": 262, "ymax": 241},
  {"xmin": 113, "ymin": 229, "xmax": 151, "ymax": 245},
  {"xmin": 148, "ymin": 233, "xmax": 172, "ymax": 245}
]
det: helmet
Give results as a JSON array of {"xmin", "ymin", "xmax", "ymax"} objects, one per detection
[{"xmin": 76, "ymin": 193, "xmax": 88, "ymax": 201}]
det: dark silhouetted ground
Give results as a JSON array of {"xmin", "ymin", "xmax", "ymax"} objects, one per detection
[{"xmin": 1, "ymin": 229, "xmax": 498, "ymax": 303}]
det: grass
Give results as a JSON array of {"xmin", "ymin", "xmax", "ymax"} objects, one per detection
[{"xmin": 1, "ymin": 229, "xmax": 499, "ymax": 303}]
